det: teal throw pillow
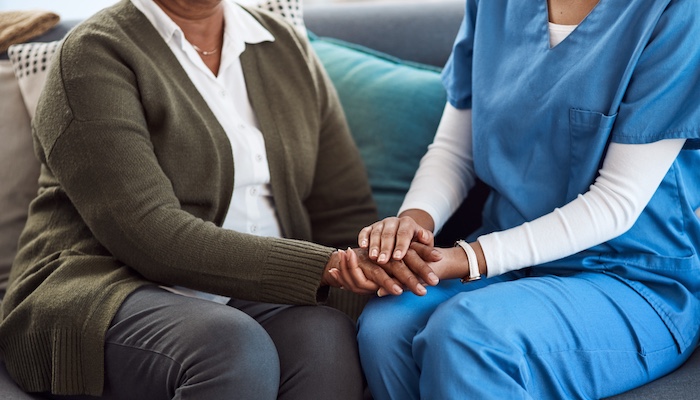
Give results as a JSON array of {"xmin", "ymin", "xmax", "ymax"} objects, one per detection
[{"xmin": 310, "ymin": 35, "xmax": 447, "ymax": 219}]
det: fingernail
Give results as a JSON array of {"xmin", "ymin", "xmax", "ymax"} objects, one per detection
[
  {"xmin": 370, "ymin": 249, "xmax": 378, "ymax": 258},
  {"xmin": 432, "ymin": 250, "xmax": 442, "ymax": 259},
  {"xmin": 361, "ymin": 239, "xmax": 367, "ymax": 247},
  {"xmin": 378, "ymin": 253, "xmax": 387, "ymax": 262},
  {"xmin": 377, "ymin": 289, "xmax": 384, "ymax": 297},
  {"xmin": 393, "ymin": 250, "xmax": 402, "ymax": 259},
  {"xmin": 428, "ymin": 272, "xmax": 439, "ymax": 284},
  {"xmin": 417, "ymin": 283, "xmax": 427, "ymax": 295},
  {"xmin": 393, "ymin": 284, "xmax": 403, "ymax": 294}
]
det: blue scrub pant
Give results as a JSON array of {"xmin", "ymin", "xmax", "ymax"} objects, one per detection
[{"xmin": 358, "ymin": 271, "xmax": 697, "ymax": 399}]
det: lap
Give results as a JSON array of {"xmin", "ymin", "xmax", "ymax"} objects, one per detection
[
  {"xmin": 47, "ymin": 285, "xmax": 281, "ymax": 400},
  {"xmin": 48, "ymin": 286, "xmax": 366, "ymax": 400},
  {"xmin": 430, "ymin": 272, "xmax": 672, "ymax": 354},
  {"xmin": 230, "ymin": 298, "xmax": 365, "ymax": 400},
  {"xmin": 363, "ymin": 270, "xmax": 675, "ymax": 356},
  {"xmin": 359, "ymin": 271, "xmax": 692, "ymax": 399},
  {"xmin": 358, "ymin": 271, "xmax": 521, "ymax": 337},
  {"xmin": 416, "ymin": 271, "xmax": 688, "ymax": 398}
]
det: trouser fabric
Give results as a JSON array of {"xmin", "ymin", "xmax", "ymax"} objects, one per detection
[
  {"xmin": 358, "ymin": 271, "xmax": 697, "ymax": 400},
  {"xmin": 47, "ymin": 285, "xmax": 365, "ymax": 400}
]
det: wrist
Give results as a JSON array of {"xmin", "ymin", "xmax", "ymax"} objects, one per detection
[
  {"xmin": 321, "ymin": 250, "xmax": 341, "ymax": 286},
  {"xmin": 453, "ymin": 240, "xmax": 488, "ymax": 282},
  {"xmin": 436, "ymin": 247, "xmax": 469, "ymax": 280},
  {"xmin": 455, "ymin": 240, "xmax": 480, "ymax": 282},
  {"xmin": 398, "ymin": 209, "xmax": 435, "ymax": 232}
]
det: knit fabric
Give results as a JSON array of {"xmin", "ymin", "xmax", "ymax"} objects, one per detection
[{"xmin": 0, "ymin": 1, "xmax": 376, "ymax": 395}]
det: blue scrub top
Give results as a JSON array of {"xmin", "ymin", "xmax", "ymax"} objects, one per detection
[{"xmin": 443, "ymin": 0, "xmax": 700, "ymax": 352}]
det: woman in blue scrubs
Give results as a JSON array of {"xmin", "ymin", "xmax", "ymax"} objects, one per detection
[{"xmin": 341, "ymin": 0, "xmax": 700, "ymax": 398}]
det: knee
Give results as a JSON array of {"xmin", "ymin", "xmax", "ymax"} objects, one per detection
[
  {"xmin": 279, "ymin": 306, "xmax": 358, "ymax": 369},
  {"xmin": 415, "ymin": 293, "xmax": 523, "ymax": 362},
  {"xmin": 183, "ymin": 306, "xmax": 280, "ymax": 389},
  {"xmin": 357, "ymin": 298, "xmax": 417, "ymax": 357},
  {"xmin": 273, "ymin": 306, "xmax": 365, "ymax": 399}
]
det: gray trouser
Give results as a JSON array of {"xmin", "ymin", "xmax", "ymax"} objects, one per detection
[{"xmin": 48, "ymin": 286, "xmax": 365, "ymax": 400}]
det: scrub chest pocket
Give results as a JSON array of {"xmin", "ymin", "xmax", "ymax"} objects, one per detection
[{"xmin": 567, "ymin": 108, "xmax": 617, "ymax": 201}]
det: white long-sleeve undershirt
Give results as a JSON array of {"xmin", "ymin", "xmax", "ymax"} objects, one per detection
[{"xmin": 398, "ymin": 103, "xmax": 686, "ymax": 277}]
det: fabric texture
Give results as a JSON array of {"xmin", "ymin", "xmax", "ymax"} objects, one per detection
[
  {"xmin": 130, "ymin": 0, "xmax": 279, "ymax": 306},
  {"xmin": 0, "ymin": 1, "xmax": 376, "ymax": 395},
  {"xmin": 7, "ymin": 40, "xmax": 60, "ymax": 118},
  {"xmin": 0, "ymin": 11, "xmax": 59, "ymax": 53},
  {"xmin": 303, "ymin": 1, "xmax": 463, "ymax": 68},
  {"xmin": 359, "ymin": 272, "xmax": 695, "ymax": 399},
  {"xmin": 0, "ymin": 61, "xmax": 37, "ymax": 300},
  {"xmin": 310, "ymin": 35, "xmax": 446, "ymax": 219},
  {"xmin": 442, "ymin": 0, "xmax": 700, "ymax": 352},
  {"xmin": 254, "ymin": 0, "xmax": 305, "ymax": 34},
  {"xmin": 39, "ymin": 286, "xmax": 364, "ymax": 400},
  {"xmin": 0, "ymin": 0, "xmax": 307, "ymax": 301},
  {"xmin": 0, "ymin": 42, "xmax": 59, "ymax": 296}
]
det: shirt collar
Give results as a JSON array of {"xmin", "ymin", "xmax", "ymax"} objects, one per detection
[{"xmin": 130, "ymin": 0, "xmax": 274, "ymax": 58}]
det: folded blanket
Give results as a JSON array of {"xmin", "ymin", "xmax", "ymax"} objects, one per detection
[{"xmin": 0, "ymin": 10, "xmax": 59, "ymax": 53}]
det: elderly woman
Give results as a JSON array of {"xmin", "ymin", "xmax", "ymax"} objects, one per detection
[{"xmin": 0, "ymin": 0, "xmax": 423, "ymax": 398}]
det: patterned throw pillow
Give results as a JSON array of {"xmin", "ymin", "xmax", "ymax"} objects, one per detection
[
  {"xmin": 252, "ymin": 0, "xmax": 305, "ymax": 34},
  {"xmin": 7, "ymin": 40, "xmax": 60, "ymax": 118}
]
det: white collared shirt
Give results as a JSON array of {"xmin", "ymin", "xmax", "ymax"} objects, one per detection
[{"xmin": 131, "ymin": 0, "xmax": 281, "ymax": 303}]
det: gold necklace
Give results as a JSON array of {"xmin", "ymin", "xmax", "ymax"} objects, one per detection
[{"xmin": 192, "ymin": 44, "xmax": 219, "ymax": 56}]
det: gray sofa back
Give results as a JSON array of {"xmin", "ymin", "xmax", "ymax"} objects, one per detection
[{"xmin": 305, "ymin": 0, "xmax": 464, "ymax": 68}]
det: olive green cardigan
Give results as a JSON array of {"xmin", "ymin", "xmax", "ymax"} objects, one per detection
[{"xmin": 0, "ymin": 1, "xmax": 376, "ymax": 395}]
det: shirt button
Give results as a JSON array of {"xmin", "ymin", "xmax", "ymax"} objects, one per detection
[
  {"xmin": 249, "ymin": 187, "xmax": 257, "ymax": 196},
  {"xmin": 220, "ymin": 90, "xmax": 226, "ymax": 97},
  {"xmin": 237, "ymin": 124, "xmax": 246, "ymax": 130},
  {"xmin": 250, "ymin": 225, "xmax": 258, "ymax": 233},
  {"xmin": 255, "ymin": 154, "xmax": 263, "ymax": 162}
]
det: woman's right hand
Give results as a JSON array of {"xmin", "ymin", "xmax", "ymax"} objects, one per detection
[{"xmin": 358, "ymin": 209, "xmax": 438, "ymax": 265}]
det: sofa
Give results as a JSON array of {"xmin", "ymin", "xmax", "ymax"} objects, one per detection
[{"xmin": 0, "ymin": 1, "xmax": 697, "ymax": 399}]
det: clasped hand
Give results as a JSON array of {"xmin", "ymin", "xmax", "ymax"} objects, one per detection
[{"xmin": 323, "ymin": 216, "xmax": 442, "ymax": 297}]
